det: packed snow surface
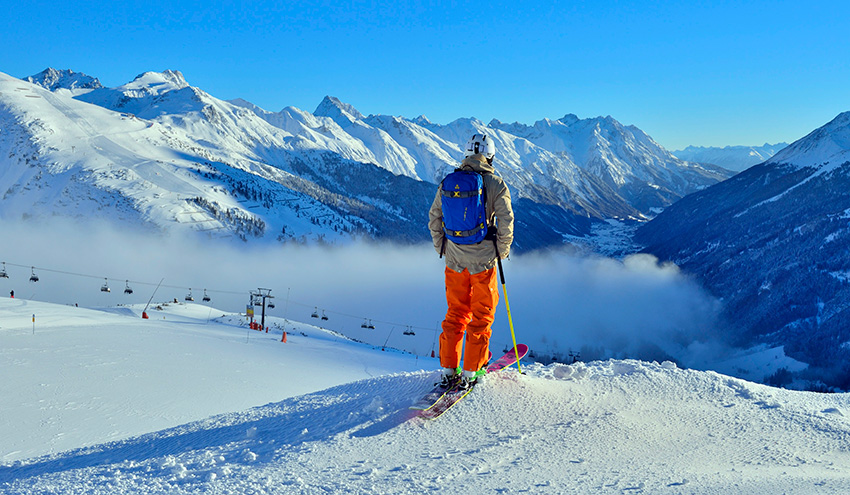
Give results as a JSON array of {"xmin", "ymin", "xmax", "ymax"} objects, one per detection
[{"xmin": 2, "ymin": 298, "xmax": 850, "ymax": 494}]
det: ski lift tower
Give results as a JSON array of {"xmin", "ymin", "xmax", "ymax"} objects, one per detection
[{"xmin": 249, "ymin": 288, "xmax": 274, "ymax": 332}]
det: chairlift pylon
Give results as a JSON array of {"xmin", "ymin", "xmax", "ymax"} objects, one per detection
[
  {"xmin": 0, "ymin": 262, "xmax": 8, "ymax": 279},
  {"xmin": 100, "ymin": 278, "xmax": 111, "ymax": 293},
  {"xmin": 29, "ymin": 267, "xmax": 39, "ymax": 283},
  {"xmin": 124, "ymin": 280, "xmax": 133, "ymax": 294},
  {"xmin": 202, "ymin": 289, "xmax": 210, "ymax": 302}
]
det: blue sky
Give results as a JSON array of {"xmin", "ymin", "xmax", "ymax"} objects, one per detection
[{"xmin": 2, "ymin": 1, "xmax": 849, "ymax": 150}]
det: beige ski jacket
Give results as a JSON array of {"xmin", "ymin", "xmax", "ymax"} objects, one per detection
[{"xmin": 428, "ymin": 154, "xmax": 514, "ymax": 274}]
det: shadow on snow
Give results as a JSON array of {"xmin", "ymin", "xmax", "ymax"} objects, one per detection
[{"xmin": 0, "ymin": 371, "xmax": 434, "ymax": 484}]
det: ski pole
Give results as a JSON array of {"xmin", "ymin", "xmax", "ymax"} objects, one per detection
[{"xmin": 494, "ymin": 242, "xmax": 522, "ymax": 373}]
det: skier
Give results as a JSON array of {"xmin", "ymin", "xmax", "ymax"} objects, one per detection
[
  {"xmin": 9, "ymin": 290, "xmax": 13, "ymax": 299},
  {"xmin": 428, "ymin": 133, "xmax": 514, "ymax": 390}
]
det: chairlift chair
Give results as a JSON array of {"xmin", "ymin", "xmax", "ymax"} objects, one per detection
[
  {"xmin": 267, "ymin": 300, "xmax": 275, "ymax": 309},
  {"xmin": 0, "ymin": 262, "xmax": 8, "ymax": 278},
  {"xmin": 100, "ymin": 278, "xmax": 111, "ymax": 293},
  {"xmin": 29, "ymin": 267, "xmax": 39, "ymax": 283},
  {"xmin": 368, "ymin": 320, "xmax": 375, "ymax": 329},
  {"xmin": 311, "ymin": 307, "xmax": 319, "ymax": 318},
  {"xmin": 124, "ymin": 280, "xmax": 133, "ymax": 294},
  {"xmin": 321, "ymin": 310, "xmax": 328, "ymax": 321},
  {"xmin": 202, "ymin": 289, "xmax": 210, "ymax": 302},
  {"xmin": 185, "ymin": 289, "xmax": 194, "ymax": 302},
  {"xmin": 361, "ymin": 319, "xmax": 369, "ymax": 329}
]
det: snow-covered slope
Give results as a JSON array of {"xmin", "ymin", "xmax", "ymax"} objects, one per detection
[
  {"xmin": 672, "ymin": 142, "xmax": 788, "ymax": 172},
  {"xmin": 1, "ymin": 298, "xmax": 849, "ymax": 494},
  {"xmin": 769, "ymin": 111, "xmax": 850, "ymax": 170},
  {"xmin": 637, "ymin": 111, "xmax": 850, "ymax": 389}
]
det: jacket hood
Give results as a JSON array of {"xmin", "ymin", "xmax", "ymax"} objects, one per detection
[{"xmin": 460, "ymin": 154, "xmax": 495, "ymax": 174}]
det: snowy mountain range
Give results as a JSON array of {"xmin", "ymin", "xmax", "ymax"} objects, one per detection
[
  {"xmin": 637, "ymin": 111, "xmax": 850, "ymax": 389},
  {"xmin": 1, "ymin": 68, "xmax": 731, "ymax": 250},
  {"xmin": 672, "ymin": 142, "xmax": 789, "ymax": 172}
]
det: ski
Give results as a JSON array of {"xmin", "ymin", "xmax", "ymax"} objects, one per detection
[
  {"xmin": 415, "ymin": 344, "xmax": 528, "ymax": 419},
  {"xmin": 409, "ymin": 350, "xmax": 493, "ymax": 412},
  {"xmin": 419, "ymin": 381, "xmax": 475, "ymax": 420},
  {"xmin": 484, "ymin": 343, "xmax": 528, "ymax": 374},
  {"xmin": 409, "ymin": 383, "xmax": 450, "ymax": 411}
]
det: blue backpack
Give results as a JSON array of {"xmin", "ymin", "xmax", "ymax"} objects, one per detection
[{"xmin": 440, "ymin": 169, "xmax": 487, "ymax": 245}]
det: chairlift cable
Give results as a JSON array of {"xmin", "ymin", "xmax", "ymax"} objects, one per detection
[{"xmin": 2, "ymin": 260, "xmax": 435, "ymax": 333}]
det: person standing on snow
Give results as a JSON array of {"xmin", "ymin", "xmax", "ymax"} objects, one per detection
[{"xmin": 428, "ymin": 133, "xmax": 514, "ymax": 390}]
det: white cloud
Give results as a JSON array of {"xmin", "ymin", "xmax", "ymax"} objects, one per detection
[{"xmin": 0, "ymin": 219, "xmax": 728, "ymax": 368}]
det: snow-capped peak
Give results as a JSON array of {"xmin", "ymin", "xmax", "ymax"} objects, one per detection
[
  {"xmin": 25, "ymin": 68, "xmax": 102, "ymax": 91},
  {"xmin": 412, "ymin": 115, "xmax": 432, "ymax": 126},
  {"xmin": 124, "ymin": 70, "xmax": 190, "ymax": 93},
  {"xmin": 314, "ymin": 96, "xmax": 365, "ymax": 125},
  {"xmin": 558, "ymin": 113, "xmax": 581, "ymax": 125},
  {"xmin": 769, "ymin": 111, "xmax": 850, "ymax": 169},
  {"xmin": 488, "ymin": 118, "xmax": 531, "ymax": 135}
]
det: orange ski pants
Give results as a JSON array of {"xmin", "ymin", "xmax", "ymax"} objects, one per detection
[{"xmin": 439, "ymin": 266, "xmax": 499, "ymax": 372}]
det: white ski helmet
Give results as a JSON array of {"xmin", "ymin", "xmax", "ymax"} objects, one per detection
[{"xmin": 464, "ymin": 133, "xmax": 496, "ymax": 160}]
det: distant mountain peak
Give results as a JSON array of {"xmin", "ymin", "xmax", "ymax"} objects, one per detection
[
  {"xmin": 818, "ymin": 110, "xmax": 850, "ymax": 135},
  {"xmin": 25, "ymin": 68, "xmax": 102, "ymax": 91},
  {"xmin": 672, "ymin": 142, "xmax": 790, "ymax": 172},
  {"xmin": 126, "ymin": 70, "xmax": 190, "ymax": 91},
  {"xmin": 558, "ymin": 114, "xmax": 580, "ymax": 125},
  {"xmin": 768, "ymin": 111, "xmax": 850, "ymax": 169},
  {"xmin": 314, "ymin": 96, "xmax": 364, "ymax": 124}
]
